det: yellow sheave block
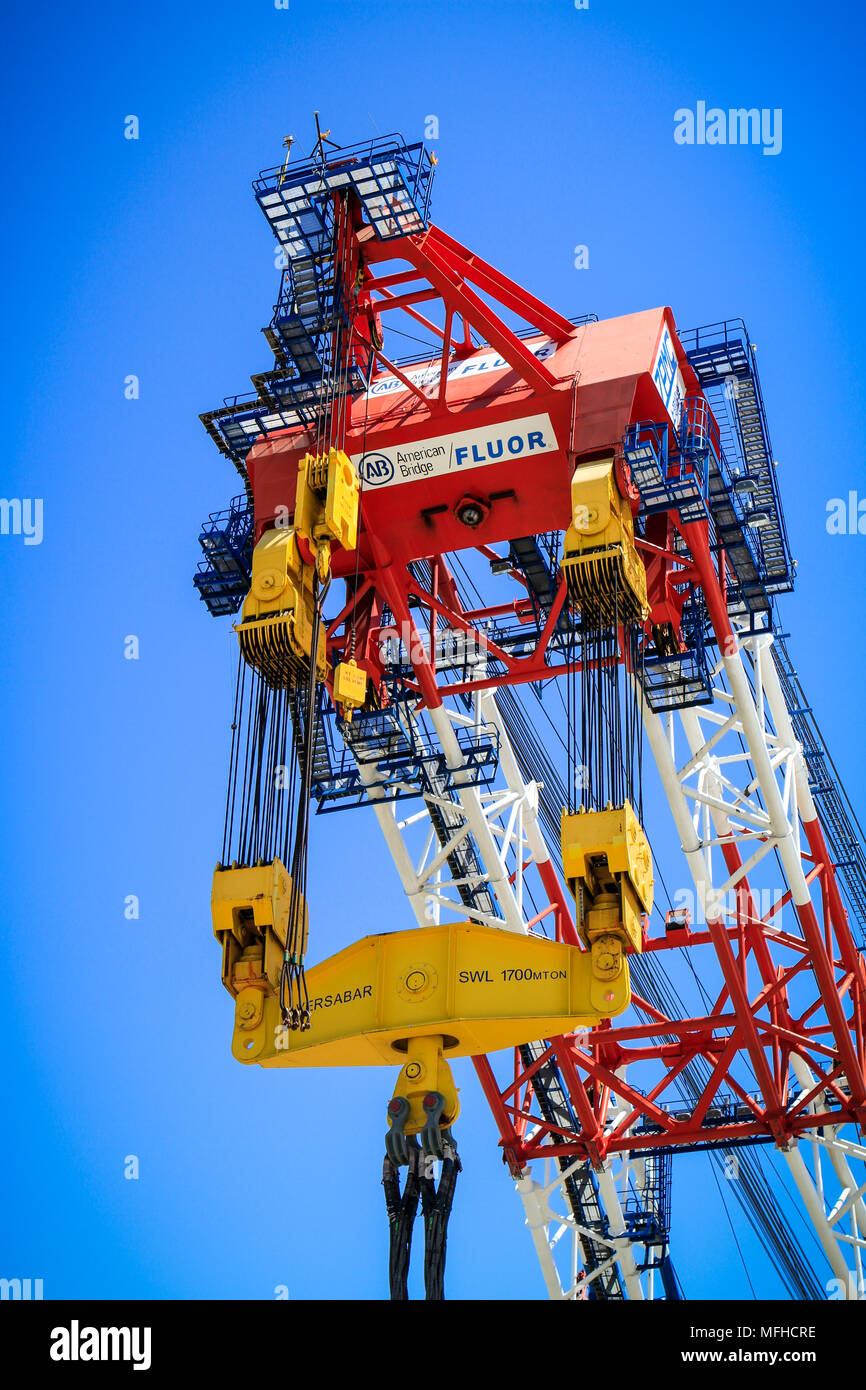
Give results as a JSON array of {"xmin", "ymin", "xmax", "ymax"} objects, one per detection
[
  {"xmin": 561, "ymin": 457, "xmax": 648, "ymax": 620},
  {"xmin": 237, "ymin": 527, "xmax": 327, "ymax": 684},
  {"xmin": 568, "ymin": 458, "xmax": 622, "ymax": 542},
  {"xmin": 243, "ymin": 528, "xmax": 304, "ymax": 618},
  {"xmin": 325, "ymin": 449, "xmax": 360, "ymax": 552},
  {"xmin": 212, "ymin": 858, "xmax": 292, "ymax": 937},
  {"xmin": 228, "ymin": 922, "xmax": 631, "ymax": 1067},
  {"xmin": 560, "ymin": 801, "xmax": 654, "ymax": 915},
  {"xmin": 212, "ymin": 860, "xmax": 308, "ymax": 994},
  {"xmin": 295, "ymin": 449, "xmax": 360, "ymax": 553}
]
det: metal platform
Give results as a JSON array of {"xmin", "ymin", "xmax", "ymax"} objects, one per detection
[
  {"xmin": 640, "ymin": 649, "xmax": 714, "ymax": 713},
  {"xmin": 624, "ymin": 394, "xmax": 777, "ymax": 615},
  {"xmin": 623, "ymin": 405, "xmax": 710, "ymax": 527},
  {"xmin": 638, "ymin": 589, "xmax": 715, "ymax": 712},
  {"xmin": 631, "ymin": 1083, "xmax": 852, "ymax": 1153},
  {"xmin": 680, "ymin": 318, "xmax": 795, "ymax": 602},
  {"xmin": 311, "ymin": 704, "xmax": 500, "ymax": 812},
  {"xmin": 623, "ymin": 1149, "xmax": 675, "ymax": 1290},
  {"xmin": 253, "ymin": 135, "xmax": 435, "ymax": 249},
  {"xmin": 193, "ymin": 495, "xmax": 253, "ymax": 616},
  {"xmin": 201, "ymin": 134, "xmax": 435, "ymax": 472}
]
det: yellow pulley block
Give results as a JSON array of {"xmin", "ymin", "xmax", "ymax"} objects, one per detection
[
  {"xmin": 212, "ymin": 859, "xmax": 309, "ymax": 1004},
  {"xmin": 224, "ymin": 920, "xmax": 631, "ymax": 1068},
  {"xmin": 235, "ymin": 449, "xmax": 360, "ymax": 686},
  {"xmin": 294, "ymin": 447, "xmax": 360, "ymax": 559},
  {"xmin": 561, "ymin": 800, "xmax": 653, "ymax": 967},
  {"xmin": 236, "ymin": 527, "xmax": 328, "ymax": 687},
  {"xmin": 561, "ymin": 457, "xmax": 648, "ymax": 622}
]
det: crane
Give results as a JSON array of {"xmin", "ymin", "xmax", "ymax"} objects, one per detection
[{"xmin": 195, "ymin": 126, "xmax": 866, "ymax": 1301}]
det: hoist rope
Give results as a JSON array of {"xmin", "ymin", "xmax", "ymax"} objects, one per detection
[
  {"xmin": 221, "ymin": 189, "xmax": 360, "ymax": 1028},
  {"xmin": 222, "ymin": 657, "xmax": 299, "ymax": 870},
  {"xmin": 280, "ymin": 569, "xmax": 330, "ymax": 1030},
  {"xmin": 569, "ymin": 566, "xmax": 644, "ymax": 817}
]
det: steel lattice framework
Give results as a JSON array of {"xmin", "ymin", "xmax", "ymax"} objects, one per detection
[
  {"xmin": 342, "ymin": 546, "xmax": 866, "ymax": 1298},
  {"xmin": 199, "ymin": 132, "xmax": 866, "ymax": 1300}
]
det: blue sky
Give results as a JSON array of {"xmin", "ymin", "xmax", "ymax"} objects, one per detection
[{"xmin": 2, "ymin": 0, "xmax": 865, "ymax": 1300}]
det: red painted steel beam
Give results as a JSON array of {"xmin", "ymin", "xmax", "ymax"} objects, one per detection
[
  {"xmin": 472, "ymin": 1054, "xmax": 525, "ymax": 1173},
  {"xmin": 423, "ymin": 225, "xmax": 575, "ymax": 342},
  {"xmin": 371, "ymin": 287, "xmax": 440, "ymax": 315},
  {"xmin": 362, "ymin": 230, "xmax": 561, "ymax": 395}
]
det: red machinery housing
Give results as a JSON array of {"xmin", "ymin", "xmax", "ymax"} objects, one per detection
[{"xmin": 251, "ymin": 306, "xmax": 695, "ymax": 568}]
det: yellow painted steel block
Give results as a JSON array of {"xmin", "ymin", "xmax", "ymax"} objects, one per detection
[
  {"xmin": 390, "ymin": 1034, "xmax": 461, "ymax": 1136},
  {"xmin": 212, "ymin": 859, "xmax": 309, "ymax": 998},
  {"xmin": 294, "ymin": 448, "xmax": 360, "ymax": 554},
  {"xmin": 236, "ymin": 452, "xmax": 359, "ymax": 685},
  {"xmin": 334, "ymin": 658, "xmax": 368, "ymax": 712},
  {"xmin": 324, "ymin": 449, "xmax": 360, "ymax": 552},
  {"xmin": 561, "ymin": 801, "xmax": 653, "ymax": 953},
  {"xmin": 561, "ymin": 457, "xmax": 648, "ymax": 621},
  {"xmin": 244, "ymin": 527, "xmax": 304, "ymax": 615},
  {"xmin": 237, "ymin": 527, "xmax": 327, "ymax": 685},
  {"xmin": 226, "ymin": 921, "xmax": 631, "ymax": 1067}
]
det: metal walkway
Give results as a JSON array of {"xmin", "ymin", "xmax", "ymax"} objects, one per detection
[{"xmin": 680, "ymin": 318, "xmax": 795, "ymax": 600}]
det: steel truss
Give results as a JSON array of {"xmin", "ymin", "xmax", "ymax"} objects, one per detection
[
  {"xmin": 639, "ymin": 613, "xmax": 866, "ymax": 1296},
  {"xmin": 335, "ymin": 520, "xmax": 866, "ymax": 1299}
]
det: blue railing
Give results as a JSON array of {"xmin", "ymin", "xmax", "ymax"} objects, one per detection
[
  {"xmin": 193, "ymin": 495, "xmax": 254, "ymax": 616},
  {"xmin": 253, "ymin": 134, "xmax": 435, "ymax": 243},
  {"xmin": 311, "ymin": 704, "xmax": 499, "ymax": 812},
  {"xmin": 679, "ymin": 318, "xmax": 794, "ymax": 598}
]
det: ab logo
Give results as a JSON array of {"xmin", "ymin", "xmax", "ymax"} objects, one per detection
[{"xmin": 358, "ymin": 452, "xmax": 395, "ymax": 486}]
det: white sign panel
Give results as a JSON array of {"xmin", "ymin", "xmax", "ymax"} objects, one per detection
[
  {"xmin": 352, "ymin": 413, "xmax": 558, "ymax": 490},
  {"xmin": 651, "ymin": 323, "xmax": 686, "ymax": 428},
  {"xmin": 365, "ymin": 338, "xmax": 556, "ymax": 399}
]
